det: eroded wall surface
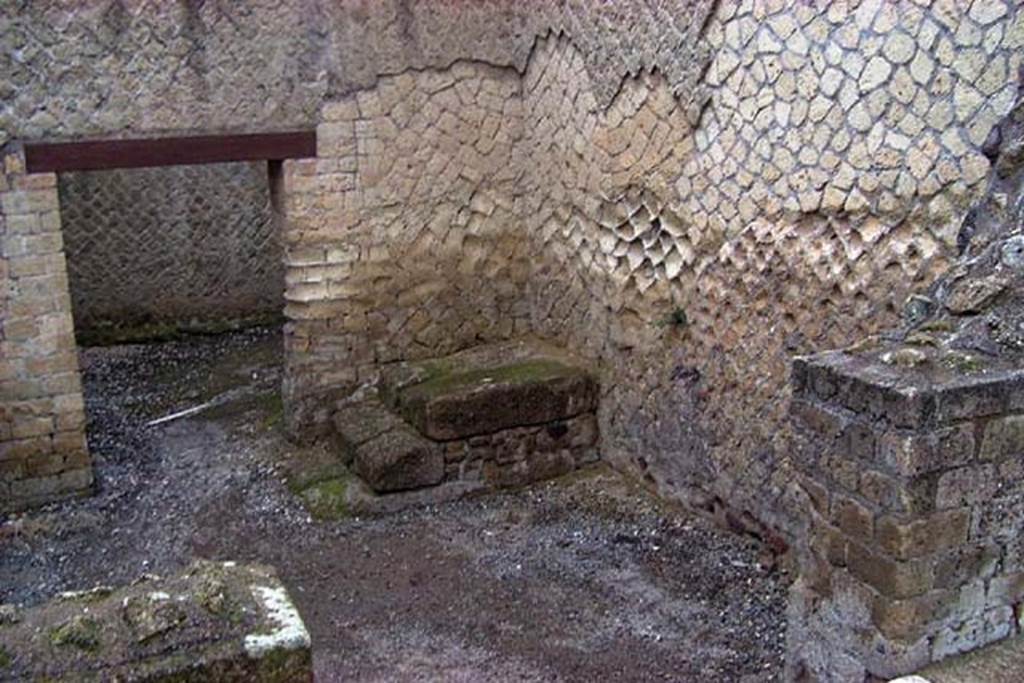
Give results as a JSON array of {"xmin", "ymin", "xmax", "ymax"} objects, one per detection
[
  {"xmin": 58, "ymin": 163, "xmax": 280, "ymax": 342},
  {"xmin": 519, "ymin": 1, "xmax": 1024, "ymax": 537},
  {"xmin": 1, "ymin": 0, "xmax": 714, "ymax": 142}
]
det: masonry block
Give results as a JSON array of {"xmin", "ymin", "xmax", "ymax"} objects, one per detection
[
  {"xmin": 1, "ymin": 147, "xmax": 91, "ymax": 512},
  {"xmin": 788, "ymin": 347, "xmax": 1024, "ymax": 679},
  {"xmin": 0, "ymin": 560, "xmax": 312, "ymax": 681}
]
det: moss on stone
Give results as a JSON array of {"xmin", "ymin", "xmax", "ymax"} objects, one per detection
[
  {"xmin": 402, "ymin": 359, "xmax": 578, "ymax": 404},
  {"xmin": 298, "ymin": 476, "xmax": 352, "ymax": 520},
  {"xmin": 904, "ymin": 331, "xmax": 940, "ymax": 347},
  {"xmin": 942, "ymin": 351, "xmax": 986, "ymax": 373},
  {"xmin": 919, "ymin": 318, "xmax": 955, "ymax": 333},
  {"xmin": 254, "ymin": 646, "xmax": 313, "ymax": 683},
  {"xmin": 49, "ymin": 615, "xmax": 101, "ymax": 651},
  {"xmin": 259, "ymin": 393, "xmax": 284, "ymax": 431},
  {"xmin": 0, "ymin": 645, "xmax": 10, "ymax": 668}
]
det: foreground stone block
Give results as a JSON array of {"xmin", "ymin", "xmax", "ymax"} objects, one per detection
[
  {"xmin": 787, "ymin": 347, "xmax": 1024, "ymax": 680},
  {"xmin": 0, "ymin": 560, "xmax": 312, "ymax": 682},
  {"xmin": 379, "ymin": 340, "xmax": 599, "ymax": 440}
]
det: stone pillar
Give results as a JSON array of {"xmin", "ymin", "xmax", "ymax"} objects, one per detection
[
  {"xmin": 274, "ymin": 107, "xmax": 365, "ymax": 443},
  {"xmin": 1, "ymin": 145, "xmax": 91, "ymax": 512},
  {"xmin": 786, "ymin": 349, "xmax": 1024, "ymax": 680}
]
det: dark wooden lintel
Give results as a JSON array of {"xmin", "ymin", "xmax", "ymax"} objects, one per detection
[{"xmin": 24, "ymin": 131, "xmax": 317, "ymax": 173}]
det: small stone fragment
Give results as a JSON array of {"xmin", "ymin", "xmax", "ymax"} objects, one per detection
[
  {"xmin": 880, "ymin": 347, "xmax": 928, "ymax": 367},
  {"xmin": 946, "ymin": 275, "xmax": 1010, "ymax": 314},
  {"xmin": 1000, "ymin": 235, "xmax": 1024, "ymax": 269}
]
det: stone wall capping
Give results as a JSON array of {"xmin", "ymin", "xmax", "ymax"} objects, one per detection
[{"xmin": 795, "ymin": 348, "xmax": 1024, "ymax": 428}]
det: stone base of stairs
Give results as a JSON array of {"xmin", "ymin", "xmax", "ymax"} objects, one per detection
[{"xmin": 292, "ymin": 340, "xmax": 601, "ymax": 515}]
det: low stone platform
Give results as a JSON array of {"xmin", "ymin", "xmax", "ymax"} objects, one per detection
[
  {"xmin": 0, "ymin": 560, "xmax": 312, "ymax": 682},
  {"xmin": 309, "ymin": 340, "xmax": 600, "ymax": 510},
  {"xmin": 378, "ymin": 340, "xmax": 599, "ymax": 441}
]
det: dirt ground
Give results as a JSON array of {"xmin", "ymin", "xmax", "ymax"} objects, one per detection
[{"xmin": 0, "ymin": 327, "xmax": 789, "ymax": 682}]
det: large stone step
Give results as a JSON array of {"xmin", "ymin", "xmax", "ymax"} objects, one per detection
[{"xmin": 378, "ymin": 340, "xmax": 599, "ymax": 441}]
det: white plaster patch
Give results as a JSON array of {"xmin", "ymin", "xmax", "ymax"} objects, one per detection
[
  {"xmin": 888, "ymin": 676, "xmax": 932, "ymax": 683},
  {"xmin": 244, "ymin": 584, "xmax": 311, "ymax": 658}
]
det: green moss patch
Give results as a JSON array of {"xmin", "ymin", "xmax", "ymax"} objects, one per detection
[
  {"xmin": 942, "ymin": 351, "xmax": 986, "ymax": 373},
  {"xmin": 298, "ymin": 476, "xmax": 353, "ymax": 521},
  {"xmin": 49, "ymin": 615, "xmax": 101, "ymax": 651},
  {"xmin": 402, "ymin": 359, "xmax": 579, "ymax": 404},
  {"xmin": 0, "ymin": 645, "xmax": 11, "ymax": 668}
]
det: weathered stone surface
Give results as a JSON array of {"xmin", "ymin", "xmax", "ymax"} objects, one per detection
[
  {"xmin": 380, "ymin": 341, "xmax": 599, "ymax": 441},
  {"xmin": 334, "ymin": 399, "xmax": 443, "ymax": 493},
  {"xmin": 0, "ymin": 560, "xmax": 311, "ymax": 682},
  {"xmin": 945, "ymin": 275, "xmax": 1010, "ymax": 314}
]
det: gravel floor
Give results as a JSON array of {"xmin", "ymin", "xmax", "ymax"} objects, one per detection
[{"xmin": 0, "ymin": 327, "xmax": 790, "ymax": 681}]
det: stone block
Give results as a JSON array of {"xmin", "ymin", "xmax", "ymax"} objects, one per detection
[
  {"xmin": 482, "ymin": 447, "xmax": 577, "ymax": 488},
  {"xmin": 847, "ymin": 541, "xmax": 934, "ymax": 598},
  {"xmin": 979, "ymin": 414, "xmax": 1024, "ymax": 460},
  {"xmin": 0, "ymin": 560, "xmax": 312, "ymax": 681},
  {"xmin": 877, "ymin": 423, "xmax": 975, "ymax": 477},
  {"xmin": 932, "ymin": 543, "xmax": 1000, "ymax": 591},
  {"xmin": 832, "ymin": 492, "xmax": 875, "ymax": 541},
  {"xmin": 876, "ymin": 509, "xmax": 971, "ymax": 561},
  {"xmin": 381, "ymin": 340, "xmax": 598, "ymax": 440},
  {"xmin": 935, "ymin": 464, "xmax": 998, "ymax": 509},
  {"xmin": 793, "ymin": 352, "xmax": 1024, "ymax": 429},
  {"xmin": 871, "ymin": 589, "xmax": 957, "ymax": 642},
  {"xmin": 931, "ymin": 606, "xmax": 1014, "ymax": 660}
]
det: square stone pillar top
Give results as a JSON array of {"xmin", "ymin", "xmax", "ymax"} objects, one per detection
[{"xmin": 793, "ymin": 346, "xmax": 1024, "ymax": 429}]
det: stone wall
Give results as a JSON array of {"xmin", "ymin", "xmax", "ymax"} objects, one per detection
[
  {"xmin": 58, "ymin": 163, "xmax": 280, "ymax": 342},
  {"xmin": 277, "ymin": 62, "xmax": 527, "ymax": 433},
  {"xmin": 517, "ymin": 1, "xmax": 1024, "ymax": 540},
  {"xmin": 0, "ymin": 0, "xmax": 714, "ymax": 143},
  {"xmin": 279, "ymin": 0, "xmax": 1024, "ymax": 544},
  {"xmin": 0, "ymin": 148, "xmax": 91, "ymax": 512}
]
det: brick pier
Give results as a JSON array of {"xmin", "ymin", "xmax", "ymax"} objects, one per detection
[
  {"xmin": 1, "ymin": 146, "xmax": 92, "ymax": 512},
  {"xmin": 787, "ymin": 348, "xmax": 1024, "ymax": 679}
]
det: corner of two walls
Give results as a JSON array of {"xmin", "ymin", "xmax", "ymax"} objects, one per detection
[
  {"xmin": 281, "ymin": 1, "xmax": 1024, "ymax": 545},
  {"xmin": 279, "ymin": 62, "xmax": 528, "ymax": 440}
]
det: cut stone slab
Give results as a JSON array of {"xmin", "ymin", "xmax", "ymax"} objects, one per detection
[
  {"xmin": 379, "ymin": 340, "xmax": 599, "ymax": 441},
  {"xmin": 334, "ymin": 397, "xmax": 444, "ymax": 493},
  {"xmin": 0, "ymin": 560, "xmax": 311, "ymax": 682}
]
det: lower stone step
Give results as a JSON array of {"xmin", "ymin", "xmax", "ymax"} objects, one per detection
[
  {"xmin": 0, "ymin": 560, "xmax": 311, "ymax": 682},
  {"xmin": 333, "ymin": 398, "xmax": 444, "ymax": 493}
]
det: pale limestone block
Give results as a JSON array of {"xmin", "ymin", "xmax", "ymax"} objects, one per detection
[{"xmin": 859, "ymin": 56, "xmax": 892, "ymax": 91}]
